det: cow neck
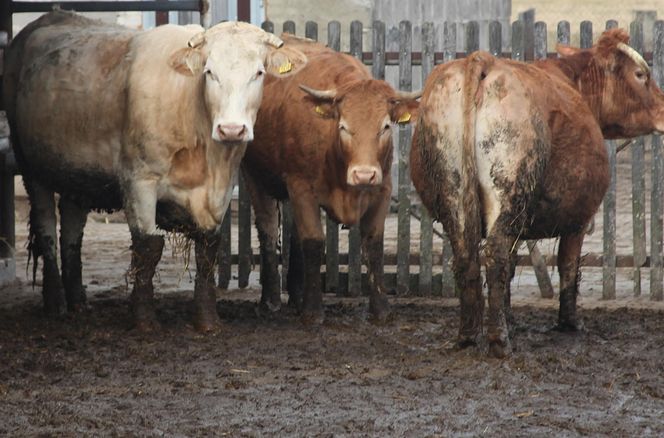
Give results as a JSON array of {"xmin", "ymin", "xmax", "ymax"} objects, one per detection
[
  {"xmin": 537, "ymin": 52, "xmax": 604, "ymax": 124},
  {"xmin": 324, "ymin": 130, "xmax": 349, "ymax": 191}
]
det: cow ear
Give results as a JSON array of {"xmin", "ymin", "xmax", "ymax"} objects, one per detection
[
  {"xmin": 264, "ymin": 46, "xmax": 308, "ymax": 77},
  {"xmin": 556, "ymin": 44, "xmax": 581, "ymax": 57},
  {"xmin": 169, "ymin": 47, "xmax": 206, "ymax": 76},
  {"xmin": 390, "ymin": 98, "xmax": 420, "ymax": 125}
]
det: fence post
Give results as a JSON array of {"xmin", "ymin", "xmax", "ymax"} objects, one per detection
[
  {"xmin": 489, "ymin": 21, "xmax": 502, "ymax": 57},
  {"xmin": 348, "ymin": 20, "xmax": 364, "ymax": 296},
  {"xmin": 305, "ymin": 21, "xmax": 317, "ymax": 40},
  {"xmin": 440, "ymin": 21, "xmax": 456, "ymax": 297},
  {"xmin": 237, "ymin": 175, "xmax": 252, "ymax": 288},
  {"xmin": 217, "ymin": 210, "xmax": 232, "ymax": 289},
  {"xmin": 534, "ymin": 21, "xmax": 547, "ymax": 60},
  {"xmin": 511, "ymin": 20, "xmax": 524, "ymax": 61},
  {"xmin": 418, "ymin": 21, "xmax": 435, "ymax": 296},
  {"xmin": 651, "ymin": 20, "xmax": 664, "ymax": 301},
  {"xmin": 630, "ymin": 21, "xmax": 647, "ymax": 297},
  {"xmin": 283, "ymin": 20, "xmax": 295, "ymax": 35},
  {"xmin": 603, "ymin": 19, "xmax": 618, "ymax": 300},
  {"xmin": 261, "ymin": 20, "xmax": 274, "ymax": 33},
  {"xmin": 465, "ymin": 21, "xmax": 479, "ymax": 53},
  {"xmin": 325, "ymin": 21, "xmax": 341, "ymax": 295},
  {"xmin": 396, "ymin": 20, "xmax": 412, "ymax": 295},
  {"xmin": 557, "ymin": 21, "xmax": 570, "ymax": 47}
]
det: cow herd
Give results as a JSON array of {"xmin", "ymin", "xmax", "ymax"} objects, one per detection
[{"xmin": 4, "ymin": 10, "xmax": 664, "ymax": 357}]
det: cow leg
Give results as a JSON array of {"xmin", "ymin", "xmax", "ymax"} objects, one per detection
[
  {"xmin": 557, "ymin": 232, "xmax": 585, "ymax": 331},
  {"xmin": 287, "ymin": 185, "xmax": 324, "ymax": 324},
  {"xmin": 448, "ymin": 237, "xmax": 484, "ymax": 348},
  {"xmin": 129, "ymin": 232, "xmax": 164, "ymax": 331},
  {"xmin": 360, "ymin": 191, "xmax": 391, "ymax": 322},
  {"xmin": 58, "ymin": 196, "xmax": 88, "ymax": 312},
  {"xmin": 484, "ymin": 229, "xmax": 517, "ymax": 358},
  {"xmin": 242, "ymin": 168, "xmax": 282, "ymax": 312},
  {"xmin": 286, "ymin": 222, "xmax": 304, "ymax": 310},
  {"xmin": 505, "ymin": 240, "xmax": 520, "ymax": 325},
  {"xmin": 25, "ymin": 179, "xmax": 66, "ymax": 315},
  {"xmin": 193, "ymin": 232, "xmax": 223, "ymax": 332}
]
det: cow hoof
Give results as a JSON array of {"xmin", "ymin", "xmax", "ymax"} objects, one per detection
[
  {"xmin": 301, "ymin": 309, "xmax": 324, "ymax": 326},
  {"xmin": 488, "ymin": 340, "xmax": 512, "ymax": 358},
  {"xmin": 369, "ymin": 295, "xmax": 391, "ymax": 323},
  {"xmin": 260, "ymin": 298, "xmax": 282, "ymax": 314},
  {"xmin": 194, "ymin": 317, "xmax": 223, "ymax": 333},
  {"xmin": 554, "ymin": 319, "xmax": 585, "ymax": 332},
  {"xmin": 132, "ymin": 303, "xmax": 160, "ymax": 332},
  {"xmin": 43, "ymin": 289, "xmax": 67, "ymax": 317},
  {"xmin": 287, "ymin": 296, "xmax": 303, "ymax": 312}
]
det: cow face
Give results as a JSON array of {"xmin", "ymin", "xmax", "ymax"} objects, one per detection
[
  {"xmin": 300, "ymin": 80, "xmax": 420, "ymax": 187},
  {"xmin": 170, "ymin": 22, "xmax": 307, "ymax": 143},
  {"xmin": 558, "ymin": 29, "xmax": 664, "ymax": 138}
]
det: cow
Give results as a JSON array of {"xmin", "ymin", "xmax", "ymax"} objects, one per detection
[
  {"xmin": 242, "ymin": 34, "xmax": 419, "ymax": 323},
  {"xmin": 2, "ymin": 11, "xmax": 307, "ymax": 331},
  {"xmin": 411, "ymin": 28, "xmax": 664, "ymax": 357}
]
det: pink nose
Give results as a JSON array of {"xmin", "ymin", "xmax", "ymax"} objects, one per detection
[
  {"xmin": 352, "ymin": 168, "xmax": 378, "ymax": 185},
  {"xmin": 217, "ymin": 124, "xmax": 246, "ymax": 141}
]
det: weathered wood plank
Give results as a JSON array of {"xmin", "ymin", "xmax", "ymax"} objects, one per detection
[
  {"xmin": 465, "ymin": 21, "xmax": 479, "ymax": 53},
  {"xmin": 557, "ymin": 21, "xmax": 570, "ymax": 46},
  {"xmin": 305, "ymin": 21, "xmax": 318, "ymax": 40},
  {"xmin": 372, "ymin": 20, "xmax": 386, "ymax": 80},
  {"xmin": 348, "ymin": 20, "xmax": 364, "ymax": 296},
  {"xmin": 489, "ymin": 21, "xmax": 502, "ymax": 57},
  {"xmin": 580, "ymin": 21, "xmax": 593, "ymax": 49},
  {"xmin": 396, "ymin": 20, "xmax": 412, "ymax": 295},
  {"xmin": 217, "ymin": 210, "xmax": 231, "ymax": 289},
  {"xmin": 281, "ymin": 201, "xmax": 293, "ymax": 292},
  {"xmin": 512, "ymin": 20, "xmax": 524, "ymax": 61},
  {"xmin": 630, "ymin": 21, "xmax": 647, "ymax": 296},
  {"xmin": 603, "ymin": 139, "xmax": 617, "ymax": 300},
  {"xmin": 651, "ymin": 20, "xmax": 664, "ymax": 301},
  {"xmin": 534, "ymin": 21, "xmax": 547, "ymax": 60},
  {"xmin": 237, "ymin": 174, "xmax": 252, "ymax": 288},
  {"xmin": 283, "ymin": 20, "xmax": 295, "ymax": 35},
  {"xmin": 261, "ymin": 20, "xmax": 274, "ymax": 33},
  {"xmin": 325, "ymin": 21, "xmax": 341, "ymax": 295},
  {"xmin": 418, "ymin": 21, "xmax": 435, "ymax": 295}
]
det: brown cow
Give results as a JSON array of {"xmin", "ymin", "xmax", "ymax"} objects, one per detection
[
  {"xmin": 411, "ymin": 28, "xmax": 664, "ymax": 357},
  {"xmin": 243, "ymin": 35, "xmax": 419, "ymax": 322}
]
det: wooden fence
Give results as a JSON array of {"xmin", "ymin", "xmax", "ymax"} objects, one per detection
[{"xmin": 218, "ymin": 18, "xmax": 664, "ymax": 301}]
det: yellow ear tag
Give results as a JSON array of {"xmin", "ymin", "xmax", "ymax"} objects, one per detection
[
  {"xmin": 397, "ymin": 112, "xmax": 412, "ymax": 124},
  {"xmin": 278, "ymin": 61, "xmax": 293, "ymax": 74},
  {"xmin": 315, "ymin": 105, "xmax": 326, "ymax": 116}
]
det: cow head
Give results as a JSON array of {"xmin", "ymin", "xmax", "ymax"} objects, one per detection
[
  {"xmin": 557, "ymin": 28, "xmax": 664, "ymax": 138},
  {"xmin": 169, "ymin": 22, "xmax": 307, "ymax": 143},
  {"xmin": 300, "ymin": 80, "xmax": 420, "ymax": 187}
]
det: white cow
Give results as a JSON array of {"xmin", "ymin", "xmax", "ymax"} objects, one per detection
[{"xmin": 3, "ymin": 10, "xmax": 306, "ymax": 331}]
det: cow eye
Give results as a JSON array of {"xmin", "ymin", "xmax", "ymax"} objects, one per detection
[
  {"xmin": 255, "ymin": 69, "xmax": 265, "ymax": 79},
  {"xmin": 383, "ymin": 123, "xmax": 391, "ymax": 131},
  {"xmin": 635, "ymin": 70, "xmax": 647, "ymax": 81}
]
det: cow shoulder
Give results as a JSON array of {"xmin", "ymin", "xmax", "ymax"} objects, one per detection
[{"xmin": 168, "ymin": 140, "xmax": 208, "ymax": 189}]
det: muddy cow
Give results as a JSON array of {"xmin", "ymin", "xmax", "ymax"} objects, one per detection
[
  {"xmin": 242, "ymin": 35, "xmax": 419, "ymax": 322},
  {"xmin": 3, "ymin": 11, "xmax": 307, "ymax": 331},
  {"xmin": 411, "ymin": 28, "xmax": 664, "ymax": 357}
]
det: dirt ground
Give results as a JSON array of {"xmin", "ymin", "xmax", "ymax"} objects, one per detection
[{"xmin": 3, "ymin": 144, "xmax": 664, "ymax": 436}]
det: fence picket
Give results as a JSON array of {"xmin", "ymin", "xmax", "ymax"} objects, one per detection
[
  {"xmin": 261, "ymin": 20, "xmax": 274, "ymax": 33},
  {"xmin": 557, "ymin": 21, "xmax": 570, "ymax": 47},
  {"xmin": 237, "ymin": 175, "xmax": 251, "ymax": 288},
  {"xmin": 489, "ymin": 21, "xmax": 501, "ymax": 57},
  {"xmin": 534, "ymin": 21, "xmax": 546, "ymax": 60},
  {"xmin": 651, "ymin": 20, "xmax": 664, "ymax": 301},
  {"xmin": 396, "ymin": 20, "xmax": 412, "ymax": 295},
  {"xmin": 217, "ymin": 211, "xmax": 231, "ymax": 288},
  {"xmin": 630, "ymin": 21, "xmax": 647, "ymax": 296},
  {"xmin": 305, "ymin": 21, "xmax": 317, "ymax": 40},
  {"xmin": 283, "ymin": 20, "xmax": 295, "ymax": 35}
]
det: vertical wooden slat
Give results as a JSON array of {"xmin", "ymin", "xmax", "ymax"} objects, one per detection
[
  {"xmin": 347, "ymin": 20, "xmax": 364, "ymax": 296},
  {"xmin": 651, "ymin": 20, "xmax": 664, "ymax": 301},
  {"xmin": 281, "ymin": 201, "xmax": 293, "ymax": 291},
  {"xmin": 326, "ymin": 21, "xmax": 341, "ymax": 295},
  {"xmin": 237, "ymin": 175, "xmax": 252, "ymax": 288},
  {"xmin": 0, "ymin": 153, "xmax": 14, "ymax": 262},
  {"xmin": 630, "ymin": 21, "xmax": 647, "ymax": 297},
  {"xmin": 199, "ymin": 0, "xmax": 211, "ymax": 29},
  {"xmin": 419, "ymin": 21, "xmax": 435, "ymax": 295},
  {"xmin": 534, "ymin": 21, "xmax": 547, "ymax": 60},
  {"xmin": 580, "ymin": 21, "xmax": 593, "ymax": 49},
  {"xmin": 261, "ymin": 20, "xmax": 274, "ymax": 33},
  {"xmin": 511, "ymin": 20, "xmax": 525, "ymax": 61},
  {"xmin": 372, "ymin": 21, "xmax": 386, "ymax": 80},
  {"xmin": 396, "ymin": 20, "xmax": 412, "ymax": 295},
  {"xmin": 557, "ymin": 21, "xmax": 570, "ymax": 47},
  {"xmin": 217, "ymin": 211, "xmax": 231, "ymax": 289},
  {"xmin": 283, "ymin": 20, "xmax": 295, "ymax": 35},
  {"xmin": 488, "ymin": 21, "xmax": 502, "ymax": 57},
  {"xmin": 465, "ymin": 21, "xmax": 479, "ymax": 53},
  {"xmin": 602, "ymin": 19, "xmax": 618, "ymax": 300},
  {"xmin": 441, "ymin": 22, "xmax": 456, "ymax": 297},
  {"xmin": 305, "ymin": 21, "xmax": 317, "ymax": 40}
]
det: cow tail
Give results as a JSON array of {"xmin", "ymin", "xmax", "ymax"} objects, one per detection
[{"xmin": 460, "ymin": 52, "xmax": 492, "ymax": 248}]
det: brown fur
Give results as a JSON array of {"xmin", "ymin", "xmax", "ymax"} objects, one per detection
[{"xmin": 169, "ymin": 141, "xmax": 208, "ymax": 189}]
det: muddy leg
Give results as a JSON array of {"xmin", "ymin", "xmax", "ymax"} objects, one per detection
[
  {"xmin": 242, "ymin": 168, "xmax": 282, "ymax": 312},
  {"xmin": 557, "ymin": 232, "xmax": 584, "ymax": 331},
  {"xmin": 130, "ymin": 232, "xmax": 164, "ymax": 332},
  {"xmin": 193, "ymin": 232, "xmax": 222, "ymax": 332},
  {"xmin": 363, "ymin": 236, "xmax": 390, "ymax": 321},
  {"xmin": 58, "ymin": 196, "xmax": 88, "ymax": 312},
  {"xmin": 300, "ymin": 238, "xmax": 324, "ymax": 324},
  {"xmin": 25, "ymin": 180, "xmax": 66, "ymax": 315},
  {"xmin": 286, "ymin": 222, "xmax": 304, "ymax": 310},
  {"xmin": 484, "ymin": 231, "xmax": 516, "ymax": 358},
  {"xmin": 505, "ymin": 241, "xmax": 520, "ymax": 325},
  {"xmin": 450, "ymin": 238, "xmax": 484, "ymax": 348}
]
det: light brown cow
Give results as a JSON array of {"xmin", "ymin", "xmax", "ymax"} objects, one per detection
[
  {"xmin": 243, "ymin": 35, "xmax": 419, "ymax": 322},
  {"xmin": 3, "ymin": 11, "xmax": 307, "ymax": 331},
  {"xmin": 411, "ymin": 29, "xmax": 664, "ymax": 357}
]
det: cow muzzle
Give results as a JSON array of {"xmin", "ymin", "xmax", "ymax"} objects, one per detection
[
  {"xmin": 214, "ymin": 124, "xmax": 251, "ymax": 142},
  {"xmin": 347, "ymin": 165, "xmax": 382, "ymax": 187}
]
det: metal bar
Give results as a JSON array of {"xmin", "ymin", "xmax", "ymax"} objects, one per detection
[
  {"xmin": 11, "ymin": 1, "xmax": 201, "ymax": 13},
  {"xmin": 630, "ymin": 21, "xmax": 647, "ymax": 297},
  {"xmin": 347, "ymin": 19, "xmax": 363, "ymax": 296},
  {"xmin": 396, "ymin": 19, "xmax": 412, "ymax": 295}
]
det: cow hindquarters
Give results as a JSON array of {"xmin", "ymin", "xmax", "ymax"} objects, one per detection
[
  {"xmin": 25, "ymin": 179, "xmax": 66, "ymax": 315},
  {"xmin": 129, "ymin": 232, "xmax": 164, "ymax": 331},
  {"xmin": 556, "ymin": 232, "xmax": 585, "ymax": 331},
  {"xmin": 193, "ymin": 232, "xmax": 222, "ymax": 332},
  {"xmin": 58, "ymin": 196, "xmax": 88, "ymax": 311}
]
